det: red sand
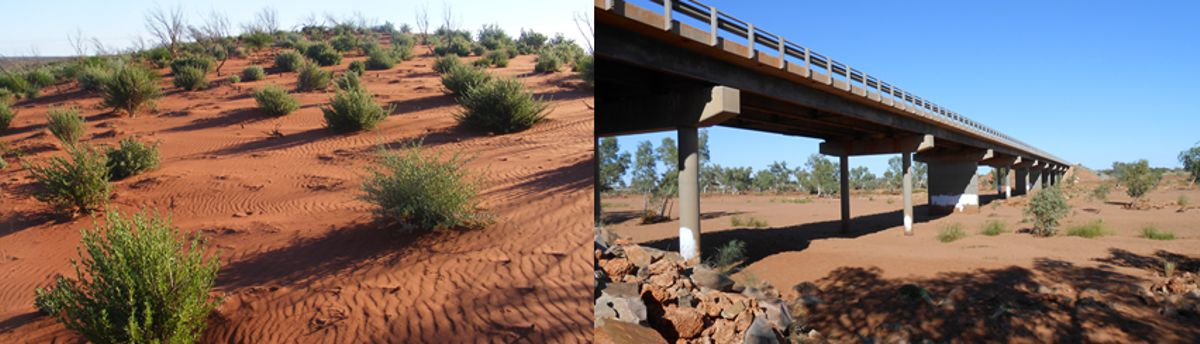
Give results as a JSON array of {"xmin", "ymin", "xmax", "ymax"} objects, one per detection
[{"xmin": 1, "ymin": 46, "xmax": 592, "ymax": 342}]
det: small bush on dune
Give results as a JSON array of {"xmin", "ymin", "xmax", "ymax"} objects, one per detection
[
  {"xmin": 25, "ymin": 69, "xmax": 56, "ymax": 89},
  {"xmin": 226, "ymin": 75, "xmax": 240, "ymax": 84},
  {"xmin": 0, "ymin": 102, "xmax": 15, "ymax": 131},
  {"xmin": 1114, "ymin": 160, "xmax": 1162, "ymax": 206},
  {"xmin": 391, "ymin": 44, "xmax": 414, "ymax": 61},
  {"xmin": 105, "ymin": 136, "xmax": 159, "ymax": 180},
  {"xmin": 76, "ymin": 65, "xmax": 112, "ymax": 93},
  {"xmin": 305, "ymin": 42, "xmax": 343, "ymax": 66},
  {"xmin": 980, "ymin": 220, "xmax": 1008, "ymax": 236},
  {"xmin": 348, "ymin": 61, "xmax": 366, "ymax": 75},
  {"xmin": 101, "ymin": 65, "xmax": 161, "ymax": 117},
  {"xmin": 440, "ymin": 64, "xmax": 491, "ymax": 97},
  {"xmin": 47, "ymin": 107, "xmax": 86, "ymax": 145},
  {"xmin": 361, "ymin": 142, "xmax": 484, "ymax": 231},
  {"xmin": 331, "ymin": 34, "xmax": 361, "ymax": 52},
  {"xmin": 335, "ymin": 72, "xmax": 363, "ymax": 91},
  {"xmin": 365, "ymin": 49, "xmax": 396, "ymax": 70},
  {"xmin": 0, "ymin": 73, "xmax": 32, "ymax": 98},
  {"xmin": 26, "ymin": 144, "xmax": 110, "ymax": 214},
  {"xmin": 172, "ymin": 65, "xmax": 208, "ymax": 91},
  {"xmin": 241, "ymin": 65, "xmax": 266, "ymax": 81},
  {"xmin": 706, "ymin": 239, "xmax": 747, "ymax": 272},
  {"xmin": 391, "ymin": 32, "xmax": 415, "ymax": 49},
  {"xmin": 433, "ymin": 35, "xmax": 472, "ymax": 57},
  {"xmin": 1090, "ymin": 183, "xmax": 1111, "ymax": 201},
  {"xmin": 34, "ymin": 209, "xmax": 220, "ymax": 343},
  {"xmin": 1066, "ymin": 220, "xmax": 1109, "ymax": 238},
  {"xmin": 322, "ymin": 87, "xmax": 391, "ymax": 132},
  {"xmin": 729, "ymin": 215, "xmax": 768, "ymax": 228},
  {"xmin": 938, "ymin": 223, "xmax": 967, "ymax": 243},
  {"xmin": 1025, "ymin": 186, "xmax": 1069, "ymax": 236},
  {"xmin": 433, "ymin": 55, "xmax": 461, "ymax": 74},
  {"xmin": 576, "ymin": 54, "xmax": 594, "ymax": 87},
  {"xmin": 481, "ymin": 50, "xmax": 509, "ymax": 68},
  {"xmin": 274, "ymin": 51, "xmax": 305, "ymax": 72},
  {"xmin": 516, "ymin": 29, "xmax": 548, "ymax": 55},
  {"xmin": 1141, "ymin": 225, "xmax": 1175, "ymax": 240},
  {"xmin": 242, "ymin": 31, "xmax": 274, "ymax": 50},
  {"xmin": 295, "ymin": 61, "xmax": 332, "ymax": 92},
  {"xmin": 254, "ymin": 85, "xmax": 299, "ymax": 116},
  {"xmin": 169, "ymin": 55, "xmax": 213, "ymax": 76},
  {"xmin": 534, "ymin": 52, "xmax": 563, "ymax": 73},
  {"xmin": 0, "ymin": 88, "xmax": 14, "ymax": 104},
  {"xmin": 455, "ymin": 77, "xmax": 548, "ymax": 134}
]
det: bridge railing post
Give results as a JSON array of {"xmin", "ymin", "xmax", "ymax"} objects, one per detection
[
  {"xmin": 708, "ymin": 5, "xmax": 718, "ymax": 46},
  {"xmin": 747, "ymin": 23, "xmax": 755, "ymax": 58}
]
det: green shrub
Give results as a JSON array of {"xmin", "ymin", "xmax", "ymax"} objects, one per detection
[
  {"xmin": 481, "ymin": 50, "xmax": 509, "ymax": 68},
  {"xmin": 365, "ymin": 49, "xmax": 396, "ymax": 70},
  {"xmin": 105, "ymin": 137, "xmax": 159, "ymax": 180},
  {"xmin": 242, "ymin": 31, "xmax": 274, "ymax": 50},
  {"xmin": 576, "ymin": 54, "xmax": 594, "ymax": 87},
  {"xmin": 391, "ymin": 32, "xmax": 415, "ymax": 49},
  {"xmin": 138, "ymin": 47, "xmax": 173, "ymax": 68},
  {"xmin": 0, "ymin": 73, "xmax": 32, "ymax": 97},
  {"xmin": 1178, "ymin": 195, "xmax": 1190, "ymax": 208},
  {"xmin": 455, "ymin": 77, "xmax": 548, "ymax": 134},
  {"xmin": 101, "ymin": 65, "xmax": 161, "ymax": 117},
  {"xmin": 254, "ymin": 85, "xmax": 299, "ymax": 116},
  {"xmin": 938, "ymin": 223, "xmax": 967, "ymax": 243},
  {"xmin": 391, "ymin": 44, "xmax": 414, "ymax": 61},
  {"xmin": 227, "ymin": 75, "xmax": 241, "ymax": 84},
  {"xmin": 169, "ymin": 55, "xmax": 213, "ymax": 75},
  {"xmin": 516, "ymin": 29, "xmax": 548, "ymax": 55},
  {"xmin": 172, "ymin": 66, "xmax": 208, "ymax": 91},
  {"xmin": 305, "ymin": 42, "xmax": 342, "ymax": 66},
  {"xmin": 433, "ymin": 55, "xmax": 461, "ymax": 74},
  {"xmin": 0, "ymin": 88, "xmax": 14, "ymax": 104},
  {"xmin": 241, "ymin": 65, "xmax": 266, "ymax": 81},
  {"xmin": 729, "ymin": 215, "xmax": 768, "ymax": 228},
  {"xmin": 706, "ymin": 239, "xmax": 747, "ymax": 271},
  {"xmin": 331, "ymin": 34, "xmax": 360, "ymax": 52},
  {"xmin": 47, "ymin": 107, "xmax": 86, "ymax": 145},
  {"xmin": 534, "ymin": 52, "xmax": 563, "ymax": 73},
  {"xmin": 347, "ymin": 61, "xmax": 366, "ymax": 76},
  {"xmin": 322, "ymin": 87, "xmax": 391, "ymax": 132},
  {"xmin": 1141, "ymin": 225, "xmax": 1175, "ymax": 240},
  {"xmin": 33, "ymin": 209, "xmax": 220, "ymax": 343},
  {"xmin": 76, "ymin": 65, "xmax": 112, "ymax": 93},
  {"xmin": 295, "ymin": 61, "xmax": 332, "ymax": 92},
  {"xmin": 0, "ymin": 102, "xmax": 14, "ymax": 131},
  {"xmin": 1066, "ymin": 220, "xmax": 1109, "ymax": 238},
  {"xmin": 361, "ymin": 142, "xmax": 483, "ymax": 231},
  {"xmin": 26, "ymin": 144, "xmax": 110, "ymax": 213},
  {"xmin": 1025, "ymin": 186, "xmax": 1069, "ymax": 236},
  {"xmin": 471, "ymin": 43, "xmax": 487, "ymax": 57},
  {"xmin": 440, "ymin": 64, "xmax": 491, "ymax": 97},
  {"xmin": 26, "ymin": 69, "xmax": 56, "ymax": 88},
  {"xmin": 1113, "ymin": 160, "xmax": 1162, "ymax": 204},
  {"xmin": 980, "ymin": 220, "xmax": 1008, "ymax": 236},
  {"xmin": 1090, "ymin": 183, "xmax": 1111, "ymax": 201},
  {"xmin": 274, "ymin": 51, "xmax": 305, "ymax": 72},
  {"xmin": 335, "ymin": 72, "xmax": 363, "ymax": 91},
  {"xmin": 433, "ymin": 35, "xmax": 472, "ymax": 57}
]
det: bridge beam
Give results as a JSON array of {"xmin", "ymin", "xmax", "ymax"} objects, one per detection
[
  {"xmin": 819, "ymin": 134, "xmax": 934, "ymax": 156},
  {"xmin": 597, "ymin": 85, "xmax": 740, "ymax": 136},
  {"xmin": 918, "ymin": 149, "xmax": 987, "ymax": 215},
  {"xmin": 678, "ymin": 126, "xmax": 701, "ymax": 265}
]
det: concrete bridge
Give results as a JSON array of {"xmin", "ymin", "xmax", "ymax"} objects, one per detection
[{"xmin": 595, "ymin": 0, "xmax": 1072, "ymax": 263}]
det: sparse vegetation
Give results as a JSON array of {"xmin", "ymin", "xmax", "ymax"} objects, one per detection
[
  {"xmin": 295, "ymin": 61, "xmax": 332, "ymax": 91},
  {"xmin": 938, "ymin": 223, "xmax": 967, "ymax": 243},
  {"xmin": 274, "ymin": 51, "xmax": 304, "ymax": 72},
  {"xmin": 730, "ymin": 215, "xmax": 768, "ymax": 228},
  {"xmin": 101, "ymin": 65, "xmax": 162, "ymax": 117},
  {"xmin": 440, "ymin": 64, "xmax": 491, "ymax": 97},
  {"xmin": 433, "ymin": 55, "xmax": 461, "ymax": 74},
  {"xmin": 1024, "ymin": 186, "xmax": 1069, "ymax": 236},
  {"xmin": 169, "ymin": 55, "xmax": 214, "ymax": 75},
  {"xmin": 254, "ymin": 85, "xmax": 299, "ymax": 117},
  {"xmin": 365, "ymin": 49, "xmax": 396, "ymax": 70},
  {"xmin": 348, "ymin": 60, "xmax": 366, "ymax": 75},
  {"xmin": 0, "ymin": 102, "xmax": 14, "ymax": 131},
  {"xmin": 1066, "ymin": 219, "xmax": 1109, "ymax": 238},
  {"xmin": 304, "ymin": 42, "xmax": 342, "ymax": 66},
  {"xmin": 322, "ymin": 87, "xmax": 391, "ymax": 132},
  {"xmin": 534, "ymin": 52, "xmax": 563, "ymax": 73},
  {"xmin": 361, "ymin": 142, "xmax": 484, "ymax": 231},
  {"xmin": 34, "ymin": 209, "xmax": 220, "ymax": 343},
  {"xmin": 1179, "ymin": 145, "xmax": 1200, "ymax": 187},
  {"xmin": 454, "ymin": 77, "xmax": 548, "ymax": 134},
  {"xmin": 706, "ymin": 239, "xmax": 747, "ymax": 272},
  {"xmin": 1140, "ymin": 225, "xmax": 1175, "ymax": 240},
  {"xmin": 576, "ymin": 54, "xmax": 594, "ymax": 87},
  {"xmin": 172, "ymin": 66, "xmax": 208, "ymax": 90},
  {"xmin": 1112, "ymin": 160, "xmax": 1162, "ymax": 207},
  {"xmin": 1090, "ymin": 183, "xmax": 1112, "ymax": 201},
  {"xmin": 105, "ymin": 137, "xmax": 160, "ymax": 180},
  {"xmin": 76, "ymin": 65, "xmax": 112, "ymax": 92},
  {"xmin": 226, "ymin": 75, "xmax": 240, "ymax": 84},
  {"xmin": 1177, "ymin": 195, "xmax": 1189, "ymax": 209},
  {"xmin": 433, "ymin": 35, "xmax": 471, "ymax": 57},
  {"xmin": 26, "ymin": 144, "xmax": 110, "ymax": 214},
  {"xmin": 335, "ymin": 72, "xmax": 363, "ymax": 91},
  {"xmin": 981, "ymin": 220, "xmax": 1008, "ymax": 236},
  {"xmin": 47, "ymin": 107, "xmax": 85, "ymax": 145},
  {"xmin": 241, "ymin": 65, "xmax": 266, "ymax": 81},
  {"xmin": 479, "ymin": 50, "xmax": 509, "ymax": 68}
]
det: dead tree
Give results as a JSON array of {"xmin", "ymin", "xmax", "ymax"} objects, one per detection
[{"xmin": 145, "ymin": 3, "xmax": 186, "ymax": 57}]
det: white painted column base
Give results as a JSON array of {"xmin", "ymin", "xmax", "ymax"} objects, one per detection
[{"xmin": 679, "ymin": 227, "xmax": 697, "ymax": 262}]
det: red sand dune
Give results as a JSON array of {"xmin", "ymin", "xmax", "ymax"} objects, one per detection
[{"xmin": 0, "ymin": 46, "xmax": 592, "ymax": 342}]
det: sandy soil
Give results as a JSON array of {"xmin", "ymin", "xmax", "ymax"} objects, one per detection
[
  {"xmin": 0, "ymin": 44, "xmax": 592, "ymax": 342},
  {"xmin": 605, "ymin": 176, "xmax": 1200, "ymax": 342}
]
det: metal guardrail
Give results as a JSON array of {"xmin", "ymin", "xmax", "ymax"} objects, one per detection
[{"xmin": 607, "ymin": 0, "xmax": 1067, "ymax": 165}]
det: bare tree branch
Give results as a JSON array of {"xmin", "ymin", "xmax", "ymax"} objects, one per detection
[
  {"xmin": 68, "ymin": 27, "xmax": 88, "ymax": 59},
  {"xmin": 573, "ymin": 11, "xmax": 594, "ymax": 54},
  {"xmin": 415, "ymin": 2, "xmax": 430, "ymax": 44},
  {"xmin": 145, "ymin": 3, "xmax": 187, "ymax": 57},
  {"xmin": 255, "ymin": 7, "xmax": 279, "ymax": 33}
]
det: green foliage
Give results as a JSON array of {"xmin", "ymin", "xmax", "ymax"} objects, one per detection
[
  {"xmin": 322, "ymin": 87, "xmax": 391, "ymax": 132},
  {"xmin": 0, "ymin": 73, "xmax": 33, "ymax": 99},
  {"xmin": 938, "ymin": 223, "xmax": 967, "ymax": 243},
  {"xmin": 227, "ymin": 75, "xmax": 240, "ymax": 84},
  {"xmin": 390, "ymin": 44, "xmax": 414, "ymax": 61},
  {"xmin": 335, "ymin": 72, "xmax": 363, "ymax": 91},
  {"xmin": 455, "ymin": 77, "xmax": 547, "ymax": 134},
  {"xmin": 26, "ymin": 144, "xmax": 110, "ymax": 213},
  {"xmin": 1090, "ymin": 183, "xmax": 1112, "ymax": 201},
  {"xmin": 0, "ymin": 102, "xmax": 14, "ymax": 131},
  {"xmin": 391, "ymin": 32, "xmax": 415, "ymax": 49},
  {"xmin": 105, "ymin": 137, "xmax": 159, "ymax": 180},
  {"xmin": 1113, "ymin": 160, "xmax": 1162, "ymax": 201},
  {"xmin": 361, "ymin": 142, "xmax": 484, "ymax": 231},
  {"xmin": 730, "ymin": 215, "xmax": 768, "ymax": 228},
  {"xmin": 576, "ymin": 54, "xmax": 594, "ymax": 87},
  {"xmin": 138, "ymin": 47, "xmax": 173, "ymax": 68},
  {"xmin": 253, "ymin": 85, "xmax": 298, "ymax": 117},
  {"xmin": 101, "ymin": 65, "xmax": 161, "ymax": 117},
  {"xmin": 534, "ymin": 52, "xmax": 563, "ymax": 73},
  {"xmin": 330, "ymin": 34, "xmax": 361, "ymax": 52},
  {"xmin": 441, "ymin": 64, "xmax": 491, "ymax": 97},
  {"xmin": 295, "ymin": 61, "xmax": 332, "ymax": 91},
  {"xmin": 34, "ymin": 209, "xmax": 220, "ymax": 343},
  {"xmin": 169, "ymin": 56, "xmax": 213, "ymax": 75},
  {"xmin": 1140, "ymin": 225, "xmax": 1175, "ymax": 240},
  {"xmin": 172, "ymin": 66, "xmax": 208, "ymax": 91},
  {"xmin": 433, "ymin": 35, "xmax": 472, "ymax": 57},
  {"xmin": 480, "ymin": 50, "xmax": 509, "ymax": 68},
  {"xmin": 76, "ymin": 65, "xmax": 112, "ymax": 93},
  {"xmin": 274, "ymin": 51, "xmax": 305, "ymax": 72},
  {"xmin": 348, "ymin": 61, "xmax": 366, "ymax": 75},
  {"xmin": 706, "ymin": 239, "xmax": 747, "ymax": 271},
  {"xmin": 1024, "ymin": 186, "xmax": 1070, "ymax": 236},
  {"xmin": 26, "ymin": 69, "xmax": 56, "ymax": 89},
  {"xmin": 241, "ymin": 65, "xmax": 266, "ymax": 81},
  {"xmin": 47, "ymin": 107, "xmax": 86, "ymax": 145},
  {"xmin": 433, "ymin": 55, "xmax": 461, "ymax": 74},
  {"xmin": 1066, "ymin": 220, "xmax": 1109, "ymax": 238},
  {"xmin": 1178, "ymin": 195, "xmax": 1190, "ymax": 208},
  {"xmin": 477, "ymin": 24, "xmax": 512, "ymax": 51},
  {"xmin": 241, "ymin": 31, "xmax": 274, "ymax": 50},
  {"xmin": 981, "ymin": 220, "xmax": 1008, "ymax": 236},
  {"xmin": 598, "ymin": 137, "xmax": 631, "ymax": 191},
  {"xmin": 305, "ymin": 42, "xmax": 343, "ymax": 66},
  {"xmin": 365, "ymin": 49, "xmax": 396, "ymax": 70},
  {"xmin": 516, "ymin": 29, "xmax": 548, "ymax": 55},
  {"xmin": 1179, "ymin": 145, "xmax": 1200, "ymax": 186}
]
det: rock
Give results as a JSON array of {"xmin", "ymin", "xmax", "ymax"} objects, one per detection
[
  {"xmin": 709, "ymin": 318, "xmax": 739, "ymax": 344},
  {"xmin": 677, "ymin": 289, "xmax": 695, "ymax": 308},
  {"xmin": 649, "ymin": 258, "xmax": 681, "ymax": 278},
  {"xmin": 625, "ymin": 245, "xmax": 660, "ymax": 269},
  {"xmin": 595, "ymin": 320, "xmax": 669, "ymax": 344},
  {"xmin": 720, "ymin": 298, "xmax": 746, "ymax": 320},
  {"xmin": 601, "ymin": 258, "xmax": 637, "ymax": 278},
  {"xmin": 648, "ymin": 271, "xmax": 676, "ymax": 289},
  {"xmin": 807, "ymin": 329, "xmax": 823, "ymax": 341},
  {"xmin": 643, "ymin": 283, "xmax": 674, "ymax": 305},
  {"xmin": 691, "ymin": 265, "xmax": 734, "ymax": 292},
  {"xmin": 597, "ymin": 283, "xmax": 648, "ymax": 324},
  {"xmin": 758, "ymin": 298, "xmax": 793, "ymax": 333},
  {"xmin": 663, "ymin": 307, "xmax": 706, "ymax": 339},
  {"xmin": 604, "ymin": 282, "xmax": 641, "ymax": 299},
  {"xmin": 743, "ymin": 315, "xmax": 781, "ymax": 344}
]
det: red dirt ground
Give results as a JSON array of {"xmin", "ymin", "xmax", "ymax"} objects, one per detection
[{"xmin": 1, "ymin": 45, "xmax": 592, "ymax": 342}]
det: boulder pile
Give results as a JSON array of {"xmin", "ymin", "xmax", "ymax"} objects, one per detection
[{"xmin": 1140, "ymin": 271, "xmax": 1200, "ymax": 318}]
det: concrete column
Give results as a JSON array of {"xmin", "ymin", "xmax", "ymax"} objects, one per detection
[
  {"xmin": 1014, "ymin": 168, "xmax": 1028, "ymax": 196},
  {"xmin": 1002, "ymin": 168, "xmax": 1012, "ymax": 199},
  {"xmin": 927, "ymin": 159, "xmax": 980, "ymax": 214},
  {"xmin": 902, "ymin": 152, "xmax": 913, "ymax": 236},
  {"xmin": 839, "ymin": 154, "xmax": 850, "ymax": 233},
  {"xmin": 1029, "ymin": 168, "xmax": 1043, "ymax": 191},
  {"xmin": 677, "ymin": 126, "xmax": 701, "ymax": 264}
]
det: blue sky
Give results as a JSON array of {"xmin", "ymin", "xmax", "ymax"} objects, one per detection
[
  {"xmin": 0, "ymin": 0, "xmax": 591, "ymax": 56},
  {"xmin": 613, "ymin": 0, "xmax": 1199, "ymax": 177}
]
